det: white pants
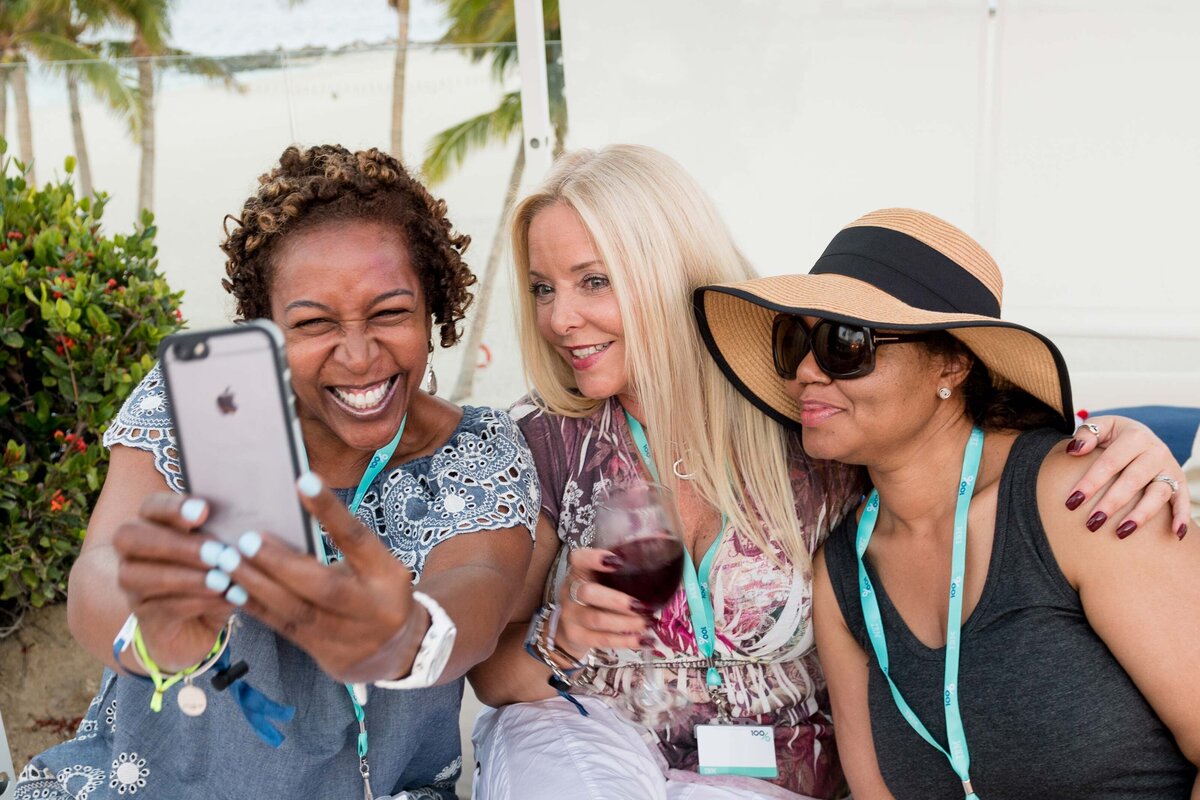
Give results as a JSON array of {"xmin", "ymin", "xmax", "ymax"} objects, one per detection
[{"xmin": 471, "ymin": 696, "xmax": 815, "ymax": 800}]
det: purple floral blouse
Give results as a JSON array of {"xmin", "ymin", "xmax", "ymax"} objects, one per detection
[{"xmin": 511, "ymin": 396, "xmax": 857, "ymax": 799}]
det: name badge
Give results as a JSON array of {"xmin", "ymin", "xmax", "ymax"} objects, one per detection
[{"xmin": 696, "ymin": 724, "xmax": 778, "ymax": 778}]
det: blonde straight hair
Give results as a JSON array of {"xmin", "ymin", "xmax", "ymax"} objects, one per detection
[{"xmin": 511, "ymin": 145, "xmax": 811, "ymax": 567}]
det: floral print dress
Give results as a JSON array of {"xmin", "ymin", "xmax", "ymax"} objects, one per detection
[
  {"xmin": 511, "ymin": 396, "xmax": 856, "ymax": 799},
  {"xmin": 15, "ymin": 365, "xmax": 540, "ymax": 800}
]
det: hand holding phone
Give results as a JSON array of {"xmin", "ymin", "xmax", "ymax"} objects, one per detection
[{"xmin": 159, "ymin": 321, "xmax": 321, "ymax": 555}]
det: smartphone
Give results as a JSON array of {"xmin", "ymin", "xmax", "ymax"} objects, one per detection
[{"xmin": 158, "ymin": 320, "xmax": 321, "ymax": 555}]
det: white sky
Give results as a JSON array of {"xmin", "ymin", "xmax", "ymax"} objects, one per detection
[{"xmin": 168, "ymin": 0, "xmax": 450, "ymax": 55}]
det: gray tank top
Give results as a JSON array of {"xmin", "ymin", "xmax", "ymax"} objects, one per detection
[{"xmin": 824, "ymin": 428, "xmax": 1196, "ymax": 799}]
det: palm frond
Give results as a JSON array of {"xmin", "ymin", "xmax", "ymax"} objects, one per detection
[
  {"xmin": 112, "ymin": 0, "xmax": 171, "ymax": 53},
  {"xmin": 155, "ymin": 47, "xmax": 238, "ymax": 89},
  {"xmin": 18, "ymin": 30, "xmax": 102, "ymax": 64},
  {"xmin": 422, "ymin": 90, "xmax": 521, "ymax": 185}
]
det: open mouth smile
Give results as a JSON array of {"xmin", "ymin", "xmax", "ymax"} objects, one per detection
[
  {"xmin": 567, "ymin": 342, "xmax": 612, "ymax": 369},
  {"xmin": 327, "ymin": 375, "xmax": 400, "ymax": 416}
]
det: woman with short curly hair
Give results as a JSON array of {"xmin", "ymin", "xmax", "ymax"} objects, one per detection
[{"xmin": 14, "ymin": 144, "xmax": 538, "ymax": 800}]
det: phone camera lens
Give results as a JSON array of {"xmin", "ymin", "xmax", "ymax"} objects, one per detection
[{"xmin": 192, "ymin": 342, "xmax": 208, "ymax": 359}]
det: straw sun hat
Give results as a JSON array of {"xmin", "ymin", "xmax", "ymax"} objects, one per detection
[{"xmin": 693, "ymin": 208, "xmax": 1075, "ymax": 433}]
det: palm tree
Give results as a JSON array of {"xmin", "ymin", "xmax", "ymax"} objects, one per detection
[
  {"xmin": 102, "ymin": 0, "xmax": 235, "ymax": 215},
  {"xmin": 423, "ymin": 0, "xmax": 566, "ymax": 401},
  {"xmin": 42, "ymin": 0, "xmax": 138, "ymax": 197},
  {"xmin": 389, "ymin": 0, "xmax": 410, "ymax": 157},
  {"xmin": 0, "ymin": 0, "xmax": 49, "ymax": 184}
]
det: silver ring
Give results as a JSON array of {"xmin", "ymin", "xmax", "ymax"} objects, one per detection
[
  {"xmin": 1154, "ymin": 474, "xmax": 1180, "ymax": 496},
  {"xmin": 1079, "ymin": 422, "xmax": 1101, "ymax": 438},
  {"xmin": 568, "ymin": 578, "xmax": 588, "ymax": 606}
]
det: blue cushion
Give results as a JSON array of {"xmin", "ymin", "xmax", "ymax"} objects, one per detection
[{"xmin": 1090, "ymin": 406, "xmax": 1200, "ymax": 465}]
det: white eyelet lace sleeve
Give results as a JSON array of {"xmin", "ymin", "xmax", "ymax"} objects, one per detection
[{"xmin": 101, "ymin": 363, "xmax": 186, "ymax": 493}]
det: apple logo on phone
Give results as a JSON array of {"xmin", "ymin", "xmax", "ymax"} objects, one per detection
[{"xmin": 217, "ymin": 387, "xmax": 238, "ymax": 415}]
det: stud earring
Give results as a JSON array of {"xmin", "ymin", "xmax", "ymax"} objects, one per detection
[{"xmin": 937, "ymin": 387, "xmax": 952, "ymax": 400}]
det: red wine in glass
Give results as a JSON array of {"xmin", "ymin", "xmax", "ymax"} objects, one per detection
[
  {"xmin": 593, "ymin": 483, "xmax": 691, "ymax": 726},
  {"xmin": 596, "ymin": 533, "xmax": 685, "ymax": 612}
]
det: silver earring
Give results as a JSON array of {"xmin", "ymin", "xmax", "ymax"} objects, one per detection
[
  {"xmin": 424, "ymin": 341, "xmax": 437, "ymax": 395},
  {"xmin": 423, "ymin": 362, "xmax": 438, "ymax": 395},
  {"xmin": 937, "ymin": 387, "xmax": 952, "ymax": 400}
]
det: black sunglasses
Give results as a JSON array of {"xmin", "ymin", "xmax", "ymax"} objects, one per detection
[{"xmin": 771, "ymin": 314, "xmax": 934, "ymax": 380}]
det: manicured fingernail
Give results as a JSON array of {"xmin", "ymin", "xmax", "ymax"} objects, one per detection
[
  {"xmin": 1086, "ymin": 511, "xmax": 1108, "ymax": 532},
  {"xmin": 601, "ymin": 555, "xmax": 624, "ymax": 568},
  {"xmin": 205, "ymin": 569, "xmax": 231, "ymax": 593},
  {"xmin": 199, "ymin": 540, "xmax": 224, "ymax": 567},
  {"xmin": 1178, "ymin": 524, "xmax": 1189, "ymax": 540},
  {"xmin": 297, "ymin": 472, "xmax": 322, "ymax": 498},
  {"xmin": 181, "ymin": 498, "xmax": 207, "ymax": 523},
  {"xmin": 1065, "ymin": 491, "xmax": 1086, "ymax": 511},
  {"xmin": 631, "ymin": 600, "xmax": 650, "ymax": 614},
  {"xmin": 225, "ymin": 584, "xmax": 248, "ymax": 607},
  {"xmin": 1066, "ymin": 439, "xmax": 1083, "ymax": 454},
  {"xmin": 237, "ymin": 531, "xmax": 262, "ymax": 558},
  {"xmin": 216, "ymin": 547, "xmax": 241, "ymax": 573},
  {"xmin": 639, "ymin": 634, "xmax": 655, "ymax": 648},
  {"xmin": 1115, "ymin": 521, "xmax": 1137, "ymax": 539}
]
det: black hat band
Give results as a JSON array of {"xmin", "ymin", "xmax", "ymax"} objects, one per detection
[{"xmin": 810, "ymin": 226, "xmax": 1002, "ymax": 317}]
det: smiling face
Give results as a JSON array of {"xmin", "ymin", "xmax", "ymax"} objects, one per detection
[
  {"xmin": 269, "ymin": 220, "xmax": 430, "ymax": 459},
  {"xmin": 526, "ymin": 202, "xmax": 631, "ymax": 404},
  {"xmin": 784, "ymin": 316, "xmax": 955, "ymax": 465}
]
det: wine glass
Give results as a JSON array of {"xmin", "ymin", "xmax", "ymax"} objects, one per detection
[{"xmin": 593, "ymin": 482, "xmax": 691, "ymax": 726}]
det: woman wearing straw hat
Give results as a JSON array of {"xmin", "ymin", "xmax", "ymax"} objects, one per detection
[
  {"xmin": 694, "ymin": 209, "xmax": 1199, "ymax": 798},
  {"xmin": 468, "ymin": 147, "xmax": 1191, "ymax": 800}
]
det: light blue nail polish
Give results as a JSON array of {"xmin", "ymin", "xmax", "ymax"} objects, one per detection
[
  {"xmin": 297, "ymin": 472, "xmax": 322, "ymax": 498},
  {"xmin": 180, "ymin": 498, "xmax": 207, "ymax": 524},
  {"xmin": 199, "ymin": 541, "xmax": 223, "ymax": 568},
  {"xmin": 238, "ymin": 531, "xmax": 263, "ymax": 558},
  {"xmin": 225, "ymin": 585, "xmax": 248, "ymax": 607},
  {"xmin": 217, "ymin": 547, "xmax": 241, "ymax": 573},
  {"xmin": 205, "ymin": 569, "xmax": 231, "ymax": 593}
]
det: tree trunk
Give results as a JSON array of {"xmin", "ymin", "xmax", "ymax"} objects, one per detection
[
  {"xmin": 450, "ymin": 144, "xmax": 525, "ymax": 403},
  {"xmin": 11, "ymin": 64, "xmax": 34, "ymax": 185},
  {"xmin": 390, "ymin": 0, "xmax": 410, "ymax": 159},
  {"xmin": 0, "ymin": 68, "xmax": 8, "ymax": 151},
  {"xmin": 66, "ymin": 72, "xmax": 93, "ymax": 197},
  {"xmin": 136, "ymin": 54, "xmax": 154, "ymax": 215}
]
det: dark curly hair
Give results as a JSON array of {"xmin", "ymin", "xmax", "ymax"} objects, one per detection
[
  {"xmin": 925, "ymin": 332, "xmax": 1064, "ymax": 432},
  {"xmin": 220, "ymin": 144, "xmax": 475, "ymax": 347}
]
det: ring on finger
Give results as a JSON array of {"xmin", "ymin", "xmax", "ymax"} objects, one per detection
[
  {"xmin": 1153, "ymin": 474, "xmax": 1180, "ymax": 496},
  {"xmin": 568, "ymin": 578, "xmax": 588, "ymax": 607},
  {"xmin": 1078, "ymin": 422, "xmax": 1101, "ymax": 438}
]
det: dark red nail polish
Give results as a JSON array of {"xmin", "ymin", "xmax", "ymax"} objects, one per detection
[
  {"xmin": 1065, "ymin": 491, "xmax": 1086, "ymax": 511},
  {"xmin": 1178, "ymin": 524, "xmax": 1189, "ymax": 540},
  {"xmin": 1066, "ymin": 439, "xmax": 1083, "ymax": 454},
  {"xmin": 1086, "ymin": 511, "xmax": 1108, "ymax": 532},
  {"xmin": 639, "ymin": 634, "xmax": 655, "ymax": 648},
  {"xmin": 601, "ymin": 554, "xmax": 624, "ymax": 568},
  {"xmin": 1115, "ymin": 521, "xmax": 1137, "ymax": 539},
  {"xmin": 631, "ymin": 600, "xmax": 650, "ymax": 615}
]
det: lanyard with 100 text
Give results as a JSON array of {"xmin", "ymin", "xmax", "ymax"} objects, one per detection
[{"xmin": 624, "ymin": 411, "xmax": 777, "ymax": 778}]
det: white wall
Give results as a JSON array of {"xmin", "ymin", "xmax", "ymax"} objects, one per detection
[{"xmin": 559, "ymin": 0, "xmax": 1200, "ymax": 410}]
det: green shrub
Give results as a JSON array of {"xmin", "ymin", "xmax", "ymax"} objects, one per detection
[{"xmin": 0, "ymin": 140, "xmax": 184, "ymax": 628}]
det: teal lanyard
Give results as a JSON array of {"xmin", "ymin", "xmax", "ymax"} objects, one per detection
[
  {"xmin": 331, "ymin": 415, "xmax": 407, "ymax": 775},
  {"xmin": 623, "ymin": 411, "xmax": 727, "ymax": 689},
  {"xmin": 855, "ymin": 426, "xmax": 984, "ymax": 800}
]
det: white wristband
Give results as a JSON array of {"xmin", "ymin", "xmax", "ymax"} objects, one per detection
[{"xmin": 372, "ymin": 592, "xmax": 457, "ymax": 690}]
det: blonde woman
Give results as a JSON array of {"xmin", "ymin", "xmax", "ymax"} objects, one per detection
[{"xmin": 467, "ymin": 146, "xmax": 1189, "ymax": 800}]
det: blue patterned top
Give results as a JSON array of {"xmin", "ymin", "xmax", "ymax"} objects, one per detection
[{"xmin": 16, "ymin": 363, "xmax": 538, "ymax": 800}]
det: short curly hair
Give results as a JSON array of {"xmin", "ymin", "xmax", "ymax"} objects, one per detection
[{"xmin": 221, "ymin": 144, "xmax": 475, "ymax": 347}]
